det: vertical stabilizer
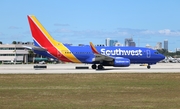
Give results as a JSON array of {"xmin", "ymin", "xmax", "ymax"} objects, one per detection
[
  {"xmin": 27, "ymin": 15, "xmax": 81, "ymax": 63},
  {"xmin": 27, "ymin": 15, "xmax": 55, "ymax": 48}
]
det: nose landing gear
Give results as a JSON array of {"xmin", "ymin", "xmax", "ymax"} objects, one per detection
[{"xmin": 147, "ymin": 65, "xmax": 151, "ymax": 69}]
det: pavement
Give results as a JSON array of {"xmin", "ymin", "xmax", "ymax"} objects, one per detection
[{"xmin": 0, "ymin": 63, "xmax": 180, "ymax": 74}]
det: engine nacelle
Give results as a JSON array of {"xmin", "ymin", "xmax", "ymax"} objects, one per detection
[{"xmin": 113, "ymin": 57, "xmax": 130, "ymax": 67}]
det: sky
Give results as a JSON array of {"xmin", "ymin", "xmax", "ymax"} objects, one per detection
[{"xmin": 0, "ymin": 0, "xmax": 180, "ymax": 51}]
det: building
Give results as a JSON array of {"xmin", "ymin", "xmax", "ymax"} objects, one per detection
[
  {"xmin": 164, "ymin": 39, "xmax": 168, "ymax": 51},
  {"xmin": 109, "ymin": 40, "xmax": 118, "ymax": 46},
  {"xmin": 114, "ymin": 42, "xmax": 122, "ymax": 46},
  {"xmin": 0, "ymin": 44, "xmax": 29, "ymax": 64},
  {"xmin": 129, "ymin": 41, "xmax": 136, "ymax": 47},
  {"xmin": 176, "ymin": 48, "xmax": 180, "ymax": 52},
  {"xmin": 146, "ymin": 44, "xmax": 152, "ymax": 49},
  {"xmin": 105, "ymin": 38, "xmax": 110, "ymax": 46},
  {"xmin": 125, "ymin": 38, "xmax": 132, "ymax": 46},
  {"xmin": 125, "ymin": 38, "xmax": 136, "ymax": 47},
  {"xmin": 105, "ymin": 38, "xmax": 119, "ymax": 46},
  {"xmin": 156, "ymin": 42, "xmax": 162, "ymax": 49}
]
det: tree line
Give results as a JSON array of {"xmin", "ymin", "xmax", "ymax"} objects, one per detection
[
  {"xmin": 157, "ymin": 49, "xmax": 180, "ymax": 58},
  {"xmin": 0, "ymin": 41, "xmax": 17, "ymax": 44},
  {"xmin": 0, "ymin": 41, "xmax": 32, "ymax": 44}
]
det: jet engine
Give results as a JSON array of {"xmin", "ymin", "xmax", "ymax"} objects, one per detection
[{"xmin": 113, "ymin": 57, "xmax": 130, "ymax": 67}]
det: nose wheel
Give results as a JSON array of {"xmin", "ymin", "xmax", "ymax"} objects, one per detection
[{"xmin": 147, "ymin": 65, "xmax": 151, "ymax": 69}]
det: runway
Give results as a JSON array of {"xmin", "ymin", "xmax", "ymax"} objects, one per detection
[{"xmin": 0, "ymin": 63, "xmax": 179, "ymax": 74}]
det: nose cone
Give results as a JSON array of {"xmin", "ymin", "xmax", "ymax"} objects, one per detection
[{"xmin": 160, "ymin": 54, "xmax": 165, "ymax": 60}]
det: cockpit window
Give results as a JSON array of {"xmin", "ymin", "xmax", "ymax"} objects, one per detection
[{"xmin": 154, "ymin": 51, "xmax": 159, "ymax": 54}]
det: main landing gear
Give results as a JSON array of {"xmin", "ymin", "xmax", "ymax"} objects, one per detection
[{"xmin": 92, "ymin": 64, "xmax": 104, "ymax": 70}]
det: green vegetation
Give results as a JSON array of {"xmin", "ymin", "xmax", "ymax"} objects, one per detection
[
  {"xmin": 12, "ymin": 41, "xmax": 17, "ymax": 44},
  {"xmin": 0, "ymin": 74, "xmax": 180, "ymax": 109},
  {"xmin": 157, "ymin": 49, "xmax": 180, "ymax": 57}
]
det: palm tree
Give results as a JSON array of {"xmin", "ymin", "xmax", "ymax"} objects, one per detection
[
  {"xmin": 12, "ymin": 41, "xmax": 17, "ymax": 44},
  {"xmin": 28, "ymin": 50, "xmax": 34, "ymax": 57},
  {"xmin": 28, "ymin": 50, "xmax": 35, "ymax": 63}
]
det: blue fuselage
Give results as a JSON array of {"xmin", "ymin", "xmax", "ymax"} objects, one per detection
[{"xmin": 62, "ymin": 45, "xmax": 165, "ymax": 65}]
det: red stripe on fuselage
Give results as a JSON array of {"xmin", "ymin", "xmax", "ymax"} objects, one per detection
[{"xmin": 28, "ymin": 16, "xmax": 72, "ymax": 62}]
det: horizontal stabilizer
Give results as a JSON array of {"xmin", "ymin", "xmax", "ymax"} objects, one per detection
[{"xmin": 23, "ymin": 45, "xmax": 47, "ymax": 51}]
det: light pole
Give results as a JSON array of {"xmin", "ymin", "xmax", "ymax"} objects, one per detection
[{"xmin": 14, "ymin": 44, "xmax": 16, "ymax": 64}]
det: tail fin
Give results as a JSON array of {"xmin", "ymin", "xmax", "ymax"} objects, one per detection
[
  {"xmin": 27, "ymin": 15, "xmax": 56, "ymax": 48},
  {"xmin": 27, "ymin": 15, "xmax": 81, "ymax": 63}
]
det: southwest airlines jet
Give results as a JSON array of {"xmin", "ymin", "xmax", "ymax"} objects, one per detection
[{"xmin": 27, "ymin": 15, "xmax": 165, "ymax": 69}]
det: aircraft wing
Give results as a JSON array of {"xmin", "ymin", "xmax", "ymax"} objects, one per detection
[
  {"xmin": 23, "ymin": 45, "xmax": 47, "ymax": 51},
  {"xmin": 89, "ymin": 42, "xmax": 114, "ymax": 61}
]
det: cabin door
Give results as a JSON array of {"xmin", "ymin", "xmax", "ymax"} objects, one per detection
[
  {"xmin": 57, "ymin": 50, "xmax": 62, "ymax": 59},
  {"xmin": 146, "ymin": 50, "xmax": 151, "ymax": 58}
]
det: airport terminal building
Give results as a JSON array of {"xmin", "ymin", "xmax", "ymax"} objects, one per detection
[{"xmin": 0, "ymin": 44, "xmax": 29, "ymax": 64}]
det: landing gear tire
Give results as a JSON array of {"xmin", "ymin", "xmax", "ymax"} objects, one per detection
[
  {"xmin": 92, "ymin": 64, "xmax": 97, "ymax": 69},
  {"xmin": 98, "ymin": 64, "xmax": 104, "ymax": 70},
  {"xmin": 147, "ymin": 65, "xmax": 151, "ymax": 69}
]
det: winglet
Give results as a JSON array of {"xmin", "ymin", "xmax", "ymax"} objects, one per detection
[{"xmin": 90, "ymin": 42, "xmax": 99, "ymax": 54}]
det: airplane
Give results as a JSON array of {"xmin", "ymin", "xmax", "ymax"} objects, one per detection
[
  {"xmin": 160, "ymin": 56, "xmax": 169, "ymax": 63},
  {"xmin": 167, "ymin": 56, "xmax": 178, "ymax": 63},
  {"xmin": 27, "ymin": 15, "xmax": 165, "ymax": 69}
]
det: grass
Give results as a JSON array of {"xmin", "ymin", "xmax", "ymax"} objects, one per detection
[{"xmin": 0, "ymin": 73, "xmax": 180, "ymax": 109}]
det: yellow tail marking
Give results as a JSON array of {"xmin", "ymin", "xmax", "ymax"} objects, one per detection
[{"xmin": 30, "ymin": 15, "xmax": 81, "ymax": 63}]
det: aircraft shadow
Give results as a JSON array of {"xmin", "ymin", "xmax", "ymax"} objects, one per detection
[{"xmin": 96, "ymin": 68, "xmax": 130, "ymax": 71}]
